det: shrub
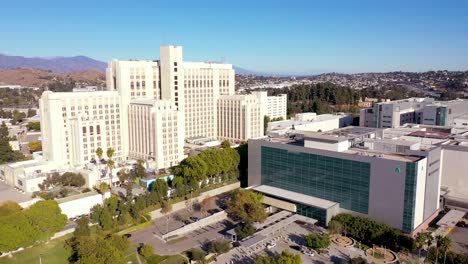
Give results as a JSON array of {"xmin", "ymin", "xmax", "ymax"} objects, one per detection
[
  {"xmin": 186, "ymin": 248, "xmax": 206, "ymax": 261},
  {"xmin": 139, "ymin": 244, "xmax": 155, "ymax": 258}
]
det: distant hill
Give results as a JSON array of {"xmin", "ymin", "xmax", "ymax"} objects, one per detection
[
  {"xmin": 0, "ymin": 68, "xmax": 105, "ymax": 88},
  {"xmin": 0, "ymin": 54, "xmax": 107, "ymax": 72}
]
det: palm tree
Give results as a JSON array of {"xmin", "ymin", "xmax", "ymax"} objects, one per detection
[
  {"xmin": 437, "ymin": 236, "xmax": 451, "ymax": 264},
  {"xmin": 98, "ymin": 182, "xmax": 109, "ymax": 202},
  {"xmin": 435, "ymin": 235, "xmax": 452, "ymax": 264},
  {"xmin": 416, "ymin": 232, "xmax": 430, "ymax": 260},
  {"xmin": 106, "ymin": 147, "xmax": 115, "ymax": 187},
  {"xmin": 96, "ymin": 147, "xmax": 103, "ymax": 176}
]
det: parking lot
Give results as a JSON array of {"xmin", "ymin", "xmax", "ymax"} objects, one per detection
[
  {"xmin": 130, "ymin": 218, "xmax": 234, "ymax": 255},
  {"xmin": 448, "ymin": 225, "xmax": 468, "ymax": 254},
  {"xmin": 0, "ymin": 180, "xmax": 33, "ymax": 203}
]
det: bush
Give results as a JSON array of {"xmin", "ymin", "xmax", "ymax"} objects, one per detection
[
  {"xmin": 350, "ymin": 256, "xmax": 368, "ymax": 264},
  {"xmin": 235, "ymin": 222, "xmax": 256, "ymax": 240},
  {"xmin": 186, "ymin": 248, "xmax": 206, "ymax": 261},
  {"xmin": 139, "ymin": 244, "xmax": 155, "ymax": 258},
  {"xmin": 210, "ymin": 239, "xmax": 231, "ymax": 254},
  {"xmin": 304, "ymin": 233, "xmax": 330, "ymax": 250},
  {"xmin": 82, "ymin": 187, "xmax": 91, "ymax": 193}
]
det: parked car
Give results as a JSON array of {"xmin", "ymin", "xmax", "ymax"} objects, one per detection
[
  {"xmin": 301, "ymin": 250, "xmax": 314, "ymax": 257},
  {"xmin": 266, "ymin": 242, "xmax": 276, "ymax": 249},
  {"xmin": 456, "ymin": 221, "xmax": 467, "ymax": 228},
  {"xmin": 190, "ymin": 217, "xmax": 200, "ymax": 222},
  {"xmin": 122, "ymin": 233, "xmax": 132, "ymax": 238}
]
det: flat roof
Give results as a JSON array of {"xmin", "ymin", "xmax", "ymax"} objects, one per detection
[
  {"xmin": 253, "ymin": 185, "xmax": 338, "ymax": 210},
  {"xmin": 408, "ymin": 130, "xmax": 451, "ymax": 139},
  {"xmin": 436, "ymin": 209, "xmax": 465, "ymax": 227}
]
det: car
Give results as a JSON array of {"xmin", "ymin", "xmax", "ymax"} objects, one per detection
[
  {"xmin": 266, "ymin": 242, "xmax": 276, "ymax": 249},
  {"xmin": 456, "ymin": 221, "xmax": 467, "ymax": 228},
  {"xmin": 122, "ymin": 233, "xmax": 132, "ymax": 238},
  {"xmin": 301, "ymin": 250, "xmax": 314, "ymax": 257},
  {"xmin": 190, "ymin": 217, "xmax": 200, "ymax": 222},
  {"xmin": 290, "ymin": 245, "xmax": 301, "ymax": 251}
]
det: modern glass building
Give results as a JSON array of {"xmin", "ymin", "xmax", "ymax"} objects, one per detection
[{"xmin": 248, "ymin": 127, "xmax": 442, "ymax": 234}]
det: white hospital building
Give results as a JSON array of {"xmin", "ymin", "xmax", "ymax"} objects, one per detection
[{"xmin": 38, "ymin": 46, "xmax": 287, "ymax": 171}]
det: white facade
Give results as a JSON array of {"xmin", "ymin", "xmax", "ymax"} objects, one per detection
[
  {"xmin": 217, "ymin": 94, "xmax": 264, "ymax": 142},
  {"xmin": 128, "ymin": 99, "xmax": 184, "ymax": 169},
  {"xmin": 252, "ymin": 91, "xmax": 287, "ymax": 120},
  {"xmin": 267, "ymin": 113, "xmax": 353, "ymax": 136},
  {"xmin": 40, "ymin": 90, "xmax": 123, "ymax": 166}
]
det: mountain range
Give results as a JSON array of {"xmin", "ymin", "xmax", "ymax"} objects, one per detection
[
  {"xmin": 0, "ymin": 53, "xmax": 266, "ymax": 75},
  {"xmin": 0, "ymin": 54, "xmax": 107, "ymax": 72}
]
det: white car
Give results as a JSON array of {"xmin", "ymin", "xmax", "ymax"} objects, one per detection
[
  {"xmin": 266, "ymin": 242, "xmax": 277, "ymax": 249},
  {"xmin": 301, "ymin": 250, "xmax": 314, "ymax": 257}
]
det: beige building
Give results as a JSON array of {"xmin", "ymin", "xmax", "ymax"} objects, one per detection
[
  {"xmin": 40, "ymin": 90, "xmax": 123, "ymax": 166},
  {"xmin": 217, "ymin": 94, "xmax": 264, "ymax": 142},
  {"xmin": 128, "ymin": 99, "xmax": 184, "ymax": 169}
]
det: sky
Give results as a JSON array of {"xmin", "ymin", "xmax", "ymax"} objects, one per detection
[{"xmin": 1, "ymin": 0, "xmax": 468, "ymax": 74}]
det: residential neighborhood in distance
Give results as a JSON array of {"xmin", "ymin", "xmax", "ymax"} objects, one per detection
[{"xmin": 1, "ymin": 1, "xmax": 468, "ymax": 264}]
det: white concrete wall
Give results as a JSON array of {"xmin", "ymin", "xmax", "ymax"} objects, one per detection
[{"xmin": 58, "ymin": 193, "xmax": 103, "ymax": 218}]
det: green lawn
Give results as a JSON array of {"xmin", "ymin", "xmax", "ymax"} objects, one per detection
[{"xmin": 0, "ymin": 235, "xmax": 70, "ymax": 264}]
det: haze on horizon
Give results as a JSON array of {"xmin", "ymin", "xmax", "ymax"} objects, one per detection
[{"xmin": 1, "ymin": 0, "xmax": 467, "ymax": 75}]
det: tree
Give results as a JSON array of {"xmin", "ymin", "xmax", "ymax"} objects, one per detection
[
  {"xmin": 24, "ymin": 200, "xmax": 67, "ymax": 240},
  {"xmin": 28, "ymin": 141, "xmax": 42, "ymax": 152},
  {"xmin": 109, "ymin": 235, "xmax": 130, "ymax": 252},
  {"xmin": 152, "ymin": 178, "xmax": 168, "ymax": 200},
  {"xmin": 0, "ymin": 212, "xmax": 40, "ymax": 252},
  {"xmin": 99, "ymin": 209, "xmax": 113, "ymax": 230},
  {"xmin": 125, "ymin": 184, "xmax": 133, "ymax": 203},
  {"xmin": 139, "ymin": 244, "xmax": 155, "ymax": 258},
  {"xmin": 66, "ymin": 235, "xmax": 126, "ymax": 264},
  {"xmin": 328, "ymin": 220, "xmax": 344, "ymax": 234},
  {"xmin": 61, "ymin": 172, "xmax": 85, "ymax": 187},
  {"xmin": 209, "ymin": 239, "xmax": 231, "ymax": 254},
  {"xmin": 98, "ymin": 182, "xmax": 109, "ymax": 202},
  {"xmin": 0, "ymin": 121, "xmax": 25, "ymax": 164},
  {"xmin": 255, "ymin": 250, "xmax": 301, "ymax": 264},
  {"xmin": 221, "ymin": 140, "xmax": 231, "ymax": 149},
  {"xmin": 74, "ymin": 217, "xmax": 91, "ymax": 237},
  {"xmin": 416, "ymin": 232, "xmax": 431, "ymax": 259},
  {"xmin": 175, "ymin": 210, "xmax": 190, "ymax": 223},
  {"xmin": 160, "ymin": 200, "xmax": 172, "ymax": 214},
  {"xmin": 26, "ymin": 121, "xmax": 40, "ymax": 131},
  {"xmin": 226, "ymin": 189, "xmax": 267, "ymax": 223},
  {"xmin": 0, "ymin": 200, "xmax": 22, "ymax": 216},
  {"xmin": 200, "ymin": 196, "xmax": 215, "ymax": 217},
  {"xmin": 235, "ymin": 222, "xmax": 256, "ymax": 240},
  {"xmin": 118, "ymin": 168, "xmax": 130, "ymax": 183},
  {"xmin": 134, "ymin": 159, "xmax": 146, "ymax": 180},
  {"xmin": 304, "ymin": 233, "xmax": 330, "ymax": 250},
  {"xmin": 107, "ymin": 158, "xmax": 115, "ymax": 187},
  {"xmin": 96, "ymin": 147, "xmax": 103, "ymax": 172},
  {"xmin": 186, "ymin": 248, "xmax": 206, "ymax": 262},
  {"xmin": 27, "ymin": 108, "xmax": 37, "ymax": 118}
]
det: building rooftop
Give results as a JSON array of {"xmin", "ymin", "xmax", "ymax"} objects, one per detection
[{"xmin": 408, "ymin": 130, "xmax": 451, "ymax": 139}]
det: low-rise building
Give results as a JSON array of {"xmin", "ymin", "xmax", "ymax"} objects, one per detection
[{"xmin": 267, "ymin": 113, "xmax": 353, "ymax": 136}]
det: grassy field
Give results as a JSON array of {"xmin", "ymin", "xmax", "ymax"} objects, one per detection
[
  {"xmin": 0, "ymin": 237, "xmax": 185, "ymax": 264},
  {"xmin": 0, "ymin": 235, "xmax": 70, "ymax": 264}
]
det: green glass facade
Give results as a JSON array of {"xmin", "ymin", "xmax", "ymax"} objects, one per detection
[
  {"xmin": 296, "ymin": 203, "xmax": 327, "ymax": 223},
  {"xmin": 402, "ymin": 163, "xmax": 418, "ymax": 232},
  {"xmin": 261, "ymin": 146, "xmax": 371, "ymax": 215}
]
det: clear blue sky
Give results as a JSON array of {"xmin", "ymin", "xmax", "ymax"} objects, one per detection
[{"xmin": 1, "ymin": 0, "xmax": 468, "ymax": 74}]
